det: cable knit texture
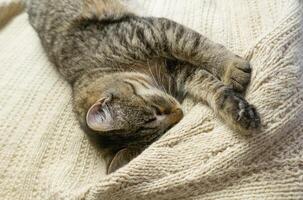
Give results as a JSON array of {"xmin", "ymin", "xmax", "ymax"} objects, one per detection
[{"xmin": 0, "ymin": 0, "xmax": 302, "ymax": 199}]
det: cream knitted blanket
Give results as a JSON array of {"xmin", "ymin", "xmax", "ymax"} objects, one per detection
[{"xmin": 0, "ymin": 0, "xmax": 302, "ymax": 199}]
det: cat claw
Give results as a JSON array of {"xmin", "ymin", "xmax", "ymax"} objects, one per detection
[
  {"xmin": 218, "ymin": 89, "xmax": 261, "ymax": 134},
  {"xmin": 236, "ymin": 98, "xmax": 260, "ymax": 132},
  {"xmin": 237, "ymin": 101, "xmax": 246, "ymax": 121}
]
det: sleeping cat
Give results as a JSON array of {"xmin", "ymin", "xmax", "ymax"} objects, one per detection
[{"xmin": 25, "ymin": 0, "xmax": 260, "ymax": 173}]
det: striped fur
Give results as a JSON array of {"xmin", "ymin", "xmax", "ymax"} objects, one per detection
[{"xmin": 27, "ymin": 0, "xmax": 260, "ymax": 173}]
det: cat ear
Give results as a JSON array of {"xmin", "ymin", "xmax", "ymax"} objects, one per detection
[
  {"xmin": 107, "ymin": 148, "xmax": 140, "ymax": 174},
  {"xmin": 86, "ymin": 95, "xmax": 114, "ymax": 132}
]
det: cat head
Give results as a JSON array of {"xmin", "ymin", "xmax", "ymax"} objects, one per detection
[{"xmin": 81, "ymin": 72, "xmax": 183, "ymax": 146}]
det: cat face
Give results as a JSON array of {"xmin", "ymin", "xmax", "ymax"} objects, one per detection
[{"xmin": 85, "ymin": 74, "xmax": 183, "ymax": 145}]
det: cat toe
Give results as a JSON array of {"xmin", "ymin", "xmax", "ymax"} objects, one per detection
[
  {"xmin": 223, "ymin": 58, "xmax": 252, "ymax": 93},
  {"xmin": 217, "ymin": 89, "xmax": 261, "ymax": 135},
  {"xmin": 234, "ymin": 60, "xmax": 251, "ymax": 73},
  {"xmin": 236, "ymin": 101, "xmax": 260, "ymax": 132}
]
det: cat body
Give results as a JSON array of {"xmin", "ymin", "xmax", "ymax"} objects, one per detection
[{"xmin": 26, "ymin": 0, "xmax": 260, "ymax": 173}]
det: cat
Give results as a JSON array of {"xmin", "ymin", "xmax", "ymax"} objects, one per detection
[{"xmin": 25, "ymin": 0, "xmax": 260, "ymax": 173}]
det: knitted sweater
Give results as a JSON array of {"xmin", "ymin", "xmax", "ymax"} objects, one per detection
[{"xmin": 0, "ymin": 0, "xmax": 302, "ymax": 199}]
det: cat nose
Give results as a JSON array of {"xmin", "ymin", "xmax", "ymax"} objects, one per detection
[
  {"xmin": 167, "ymin": 107, "xmax": 183, "ymax": 125},
  {"xmin": 153, "ymin": 105, "xmax": 183, "ymax": 125},
  {"xmin": 154, "ymin": 105, "xmax": 182, "ymax": 117}
]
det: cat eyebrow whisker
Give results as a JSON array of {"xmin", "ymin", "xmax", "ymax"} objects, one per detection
[
  {"xmin": 150, "ymin": 62, "xmax": 167, "ymax": 93},
  {"xmin": 168, "ymin": 77, "xmax": 172, "ymax": 96},
  {"xmin": 147, "ymin": 61, "xmax": 161, "ymax": 91},
  {"xmin": 157, "ymin": 63, "xmax": 167, "ymax": 93}
]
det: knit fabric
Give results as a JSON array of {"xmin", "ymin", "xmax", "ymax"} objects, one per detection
[{"xmin": 0, "ymin": 0, "xmax": 302, "ymax": 199}]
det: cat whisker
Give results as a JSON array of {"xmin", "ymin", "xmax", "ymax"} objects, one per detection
[
  {"xmin": 168, "ymin": 77, "xmax": 172, "ymax": 96},
  {"xmin": 155, "ymin": 62, "xmax": 167, "ymax": 93},
  {"xmin": 147, "ymin": 61, "xmax": 161, "ymax": 91}
]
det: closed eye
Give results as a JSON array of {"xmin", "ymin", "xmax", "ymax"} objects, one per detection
[{"xmin": 144, "ymin": 117, "xmax": 157, "ymax": 124}]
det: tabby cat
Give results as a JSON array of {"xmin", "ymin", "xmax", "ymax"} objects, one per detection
[{"xmin": 25, "ymin": 0, "xmax": 260, "ymax": 173}]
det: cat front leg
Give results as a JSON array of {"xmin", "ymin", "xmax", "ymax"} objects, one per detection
[
  {"xmin": 150, "ymin": 17, "xmax": 252, "ymax": 93},
  {"xmin": 95, "ymin": 16, "xmax": 251, "ymax": 93},
  {"xmin": 184, "ymin": 68, "xmax": 260, "ymax": 134}
]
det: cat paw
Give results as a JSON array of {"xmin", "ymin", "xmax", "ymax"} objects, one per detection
[
  {"xmin": 222, "ymin": 56, "xmax": 251, "ymax": 93},
  {"xmin": 217, "ymin": 89, "xmax": 260, "ymax": 134}
]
